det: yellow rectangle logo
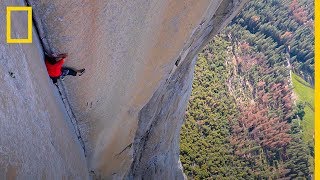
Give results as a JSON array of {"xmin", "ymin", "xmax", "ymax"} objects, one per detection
[{"xmin": 6, "ymin": 6, "xmax": 32, "ymax": 44}]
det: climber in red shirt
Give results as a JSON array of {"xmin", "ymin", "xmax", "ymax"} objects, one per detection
[{"xmin": 45, "ymin": 53, "xmax": 85, "ymax": 84}]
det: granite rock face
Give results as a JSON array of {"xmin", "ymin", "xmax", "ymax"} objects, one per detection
[
  {"xmin": 1, "ymin": 0, "xmax": 246, "ymax": 179},
  {"xmin": 0, "ymin": 0, "xmax": 88, "ymax": 179},
  {"xmin": 127, "ymin": 1, "xmax": 248, "ymax": 178}
]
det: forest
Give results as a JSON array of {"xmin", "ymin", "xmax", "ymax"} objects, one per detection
[{"xmin": 180, "ymin": 0, "xmax": 314, "ymax": 179}]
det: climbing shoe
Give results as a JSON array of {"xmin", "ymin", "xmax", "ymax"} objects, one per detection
[{"xmin": 78, "ymin": 69, "xmax": 86, "ymax": 76}]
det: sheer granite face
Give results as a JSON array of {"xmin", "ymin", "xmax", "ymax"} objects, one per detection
[
  {"xmin": 1, "ymin": 0, "xmax": 247, "ymax": 178},
  {"xmin": 0, "ymin": 1, "xmax": 88, "ymax": 179}
]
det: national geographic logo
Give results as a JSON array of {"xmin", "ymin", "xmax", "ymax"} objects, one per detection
[{"xmin": 6, "ymin": 6, "xmax": 32, "ymax": 44}]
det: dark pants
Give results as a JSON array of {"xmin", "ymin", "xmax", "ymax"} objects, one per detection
[
  {"xmin": 63, "ymin": 67, "xmax": 78, "ymax": 76},
  {"xmin": 50, "ymin": 67, "xmax": 77, "ymax": 83}
]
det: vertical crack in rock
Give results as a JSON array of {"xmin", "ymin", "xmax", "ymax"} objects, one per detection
[
  {"xmin": 127, "ymin": 0, "xmax": 248, "ymax": 179},
  {"xmin": 24, "ymin": 0, "xmax": 54, "ymax": 54},
  {"xmin": 24, "ymin": 0, "xmax": 87, "ymax": 156},
  {"xmin": 56, "ymin": 81, "xmax": 87, "ymax": 156}
]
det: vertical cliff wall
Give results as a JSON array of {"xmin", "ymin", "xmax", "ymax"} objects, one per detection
[
  {"xmin": 28, "ymin": 0, "xmax": 247, "ymax": 178},
  {"xmin": 1, "ymin": 0, "xmax": 246, "ymax": 178},
  {"xmin": 0, "ymin": 0, "xmax": 88, "ymax": 178},
  {"xmin": 128, "ymin": 1, "xmax": 248, "ymax": 178}
]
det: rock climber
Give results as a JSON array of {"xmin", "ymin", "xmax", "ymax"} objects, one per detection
[{"xmin": 45, "ymin": 53, "xmax": 85, "ymax": 84}]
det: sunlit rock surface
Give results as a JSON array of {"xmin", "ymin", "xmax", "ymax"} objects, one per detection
[{"xmin": 1, "ymin": 0, "xmax": 246, "ymax": 178}]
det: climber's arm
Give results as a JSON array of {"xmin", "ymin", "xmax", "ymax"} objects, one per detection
[{"xmin": 46, "ymin": 53, "xmax": 68, "ymax": 59}]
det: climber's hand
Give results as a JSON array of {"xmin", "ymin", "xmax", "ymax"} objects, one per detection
[
  {"xmin": 57, "ymin": 53, "xmax": 68, "ymax": 58},
  {"xmin": 50, "ymin": 53, "xmax": 68, "ymax": 58}
]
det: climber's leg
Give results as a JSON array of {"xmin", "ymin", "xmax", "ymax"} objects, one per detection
[
  {"xmin": 62, "ymin": 67, "xmax": 77, "ymax": 76},
  {"xmin": 61, "ymin": 67, "xmax": 85, "ymax": 79},
  {"xmin": 50, "ymin": 77, "xmax": 59, "ymax": 84}
]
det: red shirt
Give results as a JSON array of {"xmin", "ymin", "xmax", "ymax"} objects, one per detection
[{"xmin": 45, "ymin": 58, "xmax": 64, "ymax": 77}]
